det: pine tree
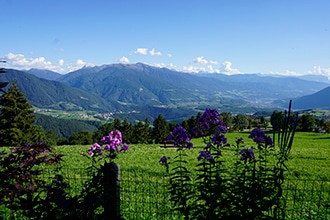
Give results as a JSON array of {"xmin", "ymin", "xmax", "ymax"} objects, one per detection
[
  {"xmin": 152, "ymin": 114, "xmax": 169, "ymax": 144},
  {"xmin": 121, "ymin": 118, "xmax": 134, "ymax": 144},
  {"xmin": 143, "ymin": 118, "xmax": 153, "ymax": 144},
  {"xmin": 0, "ymin": 82, "xmax": 38, "ymax": 146}
]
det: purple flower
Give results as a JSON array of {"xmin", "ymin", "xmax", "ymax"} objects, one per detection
[
  {"xmin": 121, "ymin": 144, "xmax": 129, "ymax": 152},
  {"xmin": 198, "ymin": 150, "xmax": 212, "ymax": 161},
  {"xmin": 239, "ymin": 148, "xmax": 255, "ymax": 161},
  {"xmin": 93, "ymin": 143, "xmax": 102, "ymax": 152},
  {"xmin": 168, "ymin": 126, "xmax": 193, "ymax": 149},
  {"xmin": 108, "ymin": 130, "xmax": 122, "ymax": 145},
  {"xmin": 248, "ymin": 128, "xmax": 273, "ymax": 146},
  {"xmin": 86, "ymin": 130, "xmax": 129, "ymax": 160},
  {"xmin": 104, "ymin": 144, "xmax": 111, "ymax": 151},
  {"xmin": 211, "ymin": 133, "xmax": 227, "ymax": 147},
  {"xmin": 159, "ymin": 156, "xmax": 169, "ymax": 164},
  {"xmin": 216, "ymin": 125, "xmax": 227, "ymax": 133},
  {"xmin": 185, "ymin": 142, "xmax": 193, "ymax": 149},
  {"xmin": 198, "ymin": 108, "xmax": 222, "ymax": 130}
]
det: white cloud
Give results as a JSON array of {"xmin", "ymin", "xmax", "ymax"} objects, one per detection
[
  {"xmin": 194, "ymin": 56, "xmax": 208, "ymax": 65},
  {"xmin": 0, "ymin": 53, "xmax": 94, "ymax": 74},
  {"xmin": 182, "ymin": 65, "xmax": 217, "ymax": 73},
  {"xmin": 1, "ymin": 53, "xmax": 65, "ymax": 72},
  {"xmin": 154, "ymin": 63, "xmax": 175, "ymax": 69},
  {"xmin": 220, "ymin": 61, "xmax": 240, "ymax": 74},
  {"xmin": 67, "ymin": 59, "xmax": 94, "ymax": 72},
  {"xmin": 210, "ymin": 60, "xmax": 218, "ymax": 65},
  {"xmin": 118, "ymin": 56, "xmax": 130, "ymax": 63},
  {"xmin": 134, "ymin": 48, "xmax": 148, "ymax": 55},
  {"xmin": 167, "ymin": 53, "xmax": 172, "ymax": 58},
  {"xmin": 306, "ymin": 66, "xmax": 330, "ymax": 80},
  {"xmin": 58, "ymin": 59, "xmax": 65, "ymax": 66},
  {"xmin": 149, "ymin": 48, "xmax": 162, "ymax": 56}
]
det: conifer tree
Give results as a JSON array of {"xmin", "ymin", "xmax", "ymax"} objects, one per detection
[
  {"xmin": 0, "ymin": 82, "xmax": 38, "ymax": 146},
  {"xmin": 143, "ymin": 118, "xmax": 153, "ymax": 144},
  {"xmin": 152, "ymin": 114, "xmax": 169, "ymax": 144},
  {"xmin": 121, "ymin": 118, "xmax": 133, "ymax": 144}
]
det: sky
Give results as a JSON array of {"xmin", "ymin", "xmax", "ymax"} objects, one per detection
[{"xmin": 0, "ymin": 0, "xmax": 330, "ymax": 77}]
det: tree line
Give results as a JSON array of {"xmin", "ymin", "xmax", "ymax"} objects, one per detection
[{"xmin": 1, "ymin": 77, "xmax": 329, "ymax": 147}]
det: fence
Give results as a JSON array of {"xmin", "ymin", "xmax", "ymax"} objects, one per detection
[
  {"xmin": 121, "ymin": 170, "xmax": 330, "ymax": 220},
  {"xmin": 61, "ymin": 168, "xmax": 330, "ymax": 219},
  {"xmin": 1, "ymin": 167, "xmax": 329, "ymax": 219}
]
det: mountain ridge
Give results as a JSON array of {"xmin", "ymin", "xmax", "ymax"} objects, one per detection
[{"xmin": 1, "ymin": 63, "xmax": 330, "ymax": 122}]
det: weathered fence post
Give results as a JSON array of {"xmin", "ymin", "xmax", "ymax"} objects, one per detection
[{"xmin": 103, "ymin": 162, "xmax": 121, "ymax": 219}]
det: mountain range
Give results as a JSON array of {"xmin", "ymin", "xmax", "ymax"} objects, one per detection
[{"xmin": 1, "ymin": 63, "xmax": 330, "ymax": 122}]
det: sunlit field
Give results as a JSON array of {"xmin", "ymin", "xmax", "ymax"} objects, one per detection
[{"xmin": 55, "ymin": 132, "xmax": 330, "ymax": 180}]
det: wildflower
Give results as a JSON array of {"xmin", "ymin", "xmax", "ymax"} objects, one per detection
[
  {"xmin": 198, "ymin": 108, "xmax": 222, "ymax": 130},
  {"xmin": 211, "ymin": 133, "xmax": 227, "ymax": 147},
  {"xmin": 159, "ymin": 156, "xmax": 169, "ymax": 164},
  {"xmin": 216, "ymin": 125, "xmax": 227, "ymax": 133},
  {"xmin": 86, "ymin": 129, "xmax": 129, "ymax": 161},
  {"xmin": 198, "ymin": 150, "xmax": 212, "ymax": 161},
  {"xmin": 239, "ymin": 148, "xmax": 255, "ymax": 161},
  {"xmin": 104, "ymin": 144, "xmax": 111, "ymax": 151},
  {"xmin": 248, "ymin": 128, "xmax": 273, "ymax": 146},
  {"xmin": 93, "ymin": 143, "xmax": 102, "ymax": 153},
  {"xmin": 168, "ymin": 126, "xmax": 193, "ymax": 148},
  {"xmin": 122, "ymin": 144, "xmax": 129, "ymax": 152},
  {"xmin": 88, "ymin": 151, "xmax": 94, "ymax": 157}
]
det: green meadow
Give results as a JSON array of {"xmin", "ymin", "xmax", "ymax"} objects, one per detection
[{"xmin": 56, "ymin": 131, "xmax": 330, "ymax": 180}]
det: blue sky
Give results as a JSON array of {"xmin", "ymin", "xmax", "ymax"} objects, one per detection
[{"xmin": 1, "ymin": 0, "xmax": 329, "ymax": 77}]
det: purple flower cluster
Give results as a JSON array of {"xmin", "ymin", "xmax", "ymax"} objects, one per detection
[
  {"xmin": 88, "ymin": 130, "xmax": 129, "ymax": 158},
  {"xmin": 192, "ymin": 108, "xmax": 227, "ymax": 139},
  {"xmin": 211, "ymin": 133, "xmax": 227, "ymax": 147},
  {"xmin": 197, "ymin": 108, "xmax": 222, "ymax": 131},
  {"xmin": 168, "ymin": 126, "xmax": 193, "ymax": 149},
  {"xmin": 239, "ymin": 148, "xmax": 255, "ymax": 161},
  {"xmin": 198, "ymin": 150, "xmax": 212, "ymax": 161},
  {"xmin": 248, "ymin": 128, "xmax": 273, "ymax": 146}
]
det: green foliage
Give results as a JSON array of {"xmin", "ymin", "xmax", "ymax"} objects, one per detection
[
  {"xmin": 153, "ymin": 114, "xmax": 170, "ymax": 143},
  {"xmin": 36, "ymin": 113, "xmax": 100, "ymax": 139},
  {"xmin": 298, "ymin": 113, "xmax": 316, "ymax": 132},
  {"xmin": 0, "ymin": 141, "xmax": 69, "ymax": 219},
  {"xmin": 233, "ymin": 114, "xmax": 249, "ymax": 131},
  {"xmin": 220, "ymin": 112, "xmax": 233, "ymax": 128},
  {"xmin": 69, "ymin": 130, "xmax": 94, "ymax": 145},
  {"xmin": 0, "ymin": 82, "xmax": 40, "ymax": 146},
  {"xmin": 120, "ymin": 118, "xmax": 134, "ymax": 144}
]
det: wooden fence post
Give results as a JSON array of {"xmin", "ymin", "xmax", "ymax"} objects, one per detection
[{"xmin": 103, "ymin": 162, "xmax": 121, "ymax": 219}]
